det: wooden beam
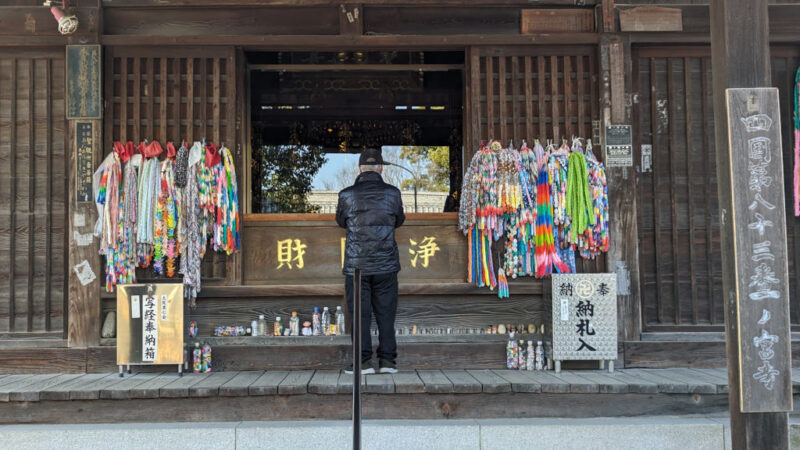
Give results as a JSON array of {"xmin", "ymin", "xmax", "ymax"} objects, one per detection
[
  {"xmin": 0, "ymin": 7, "xmax": 98, "ymax": 36},
  {"xmin": 248, "ymin": 64, "xmax": 463, "ymax": 72},
  {"xmin": 100, "ymin": 0, "xmax": 599, "ymax": 6},
  {"xmin": 99, "ymin": 281, "xmax": 543, "ymax": 299},
  {"xmin": 710, "ymin": 0, "xmax": 789, "ymax": 447},
  {"xmin": 100, "ymin": 33, "xmax": 601, "ymax": 48}
]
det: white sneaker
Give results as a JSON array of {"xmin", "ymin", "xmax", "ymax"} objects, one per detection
[
  {"xmin": 344, "ymin": 361, "xmax": 375, "ymax": 375},
  {"xmin": 379, "ymin": 360, "xmax": 398, "ymax": 374}
]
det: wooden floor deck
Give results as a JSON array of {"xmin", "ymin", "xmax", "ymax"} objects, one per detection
[{"xmin": 0, "ymin": 368, "xmax": 796, "ymax": 424}]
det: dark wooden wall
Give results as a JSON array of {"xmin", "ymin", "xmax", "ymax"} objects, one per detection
[
  {"xmin": 0, "ymin": 49, "xmax": 67, "ymax": 336},
  {"xmin": 103, "ymin": 46, "xmax": 240, "ymax": 284},
  {"xmin": 634, "ymin": 46, "xmax": 800, "ymax": 330}
]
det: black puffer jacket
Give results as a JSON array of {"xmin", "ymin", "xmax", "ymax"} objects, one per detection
[{"xmin": 336, "ymin": 171, "xmax": 405, "ymax": 275}]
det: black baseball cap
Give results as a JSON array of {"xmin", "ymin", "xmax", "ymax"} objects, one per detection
[{"xmin": 359, "ymin": 148, "xmax": 383, "ymax": 165}]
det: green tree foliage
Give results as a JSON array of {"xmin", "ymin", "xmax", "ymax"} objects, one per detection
[
  {"xmin": 260, "ymin": 145, "xmax": 327, "ymax": 213},
  {"xmin": 397, "ymin": 146, "xmax": 450, "ymax": 192}
]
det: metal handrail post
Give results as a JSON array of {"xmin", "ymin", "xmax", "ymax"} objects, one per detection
[{"xmin": 352, "ymin": 268, "xmax": 362, "ymax": 450}]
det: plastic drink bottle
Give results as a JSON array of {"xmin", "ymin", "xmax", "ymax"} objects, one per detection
[
  {"xmin": 335, "ymin": 306, "xmax": 345, "ymax": 336},
  {"xmin": 312, "ymin": 307, "xmax": 322, "ymax": 336},
  {"xmin": 506, "ymin": 332, "xmax": 517, "ymax": 369},
  {"xmin": 321, "ymin": 307, "xmax": 331, "ymax": 336},
  {"xmin": 526, "ymin": 341, "xmax": 535, "ymax": 371},
  {"xmin": 535, "ymin": 341, "xmax": 544, "ymax": 371},
  {"xmin": 192, "ymin": 343, "xmax": 202, "ymax": 373},
  {"xmin": 257, "ymin": 314, "xmax": 268, "ymax": 337},
  {"xmin": 274, "ymin": 317, "xmax": 283, "ymax": 336},
  {"xmin": 202, "ymin": 343, "xmax": 212, "ymax": 373}
]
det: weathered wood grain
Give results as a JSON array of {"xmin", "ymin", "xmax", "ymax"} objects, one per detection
[
  {"xmin": 39, "ymin": 373, "xmax": 111, "ymax": 401},
  {"xmin": 67, "ymin": 118, "xmax": 102, "ymax": 348},
  {"xmin": 574, "ymin": 371, "xmax": 630, "ymax": 394},
  {"xmin": 219, "ymin": 371, "xmax": 265, "ymax": 397},
  {"xmin": 160, "ymin": 373, "xmax": 211, "ymax": 398},
  {"xmin": 548, "ymin": 371, "xmax": 600, "ymax": 394},
  {"xmin": 277, "ymin": 370, "xmax": 314, "ymax": 395},
  {"xmin": 336, "ymin": 373, "xmax": 366, "ymax": 395},
  {"xmin": 521, "ymin": 9, "xmax": 594, "ymax": 34},
  {"xmin": 9, "ymin": 374, "xmax": 83, "ymax": 402},
  {"xmin": 130, "ymin": 373, "xmax": 181, "ymax": 399},
  {"xmin": 308, "ymin": 370, "xmax": 341, "ymax": 395},
  {"xmin": 657, "ymin": 368, "xmax": 717, "ymax": 394},
  {"xmin": 417, "ymin": 370, "xmax": 454, "ymax": 394},
  {"xmin": 0, "ymin": 374, "xmax": 60, "ymax": 402},
  {"xmin": 492, "ymin": 370, "xmax": 542, "ymax": 393},
  {"xmin": 70, "ymin": 373, "xmax": 133, "ymax": 400},
  {"xmin": 104, "ymin": 7, "xmax": 338, "ymax": 36},
  {"xmin": 603, "ymin": 370, "xmax": 659, "ymax": 394},
  {"xmin": 100, "ymin": 372, "xmax": 165, "ymax": 400},
  {"xmin": 391, "ymin": 371, "xmax": 425, "ymax": 394},
  {"xmin": 686, "ymin": 368, "xmax": 730, "ymax": 394},
  {"xmin": 441, "ymin": 370, "xmax": 482, "ymax": 394},
  {"xmin": 0, "ymin": 348, "xmax": 85, "ymax": 374},
  {"xmin": 466, "ymin": 369, "xmax": 511, "ymax": 393},
  {"xmin": 365, "ymin": 373, "xmax": 395, "ymax": 394},
  {"xmin": 619, "ymin": 7, "xmax": 683, "ymax": 32},
  {"xmin": 189, "ymin": 372, "xmax": 238, "ymax": 397},
  {"xmin": 626, "ymin": 368, "xmax": 688, "ymax": 394},
  {"xmin": 248, "ymin": 371, "xmax": 289, "ymax": 396},
  {"xmin": 0, "ymin": 392, "xmax": 731, "ymax": 424},
  {"xmin": 524, "ymin": 370, "xmax": 571, "ymax": 393}
]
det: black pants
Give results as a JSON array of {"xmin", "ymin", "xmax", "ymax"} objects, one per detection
[{"xmin": 345, "ymin": 272, "xmax": 398, "ymax": 363}]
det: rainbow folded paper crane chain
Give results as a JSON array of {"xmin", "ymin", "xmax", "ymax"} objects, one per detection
[
  {"xmin": 459, "ymin": 138, "xmax": 610, "ymax": 298},
  {"xmin": 93, "ymin": 140, "xmax": 241, "ymax": 305}
]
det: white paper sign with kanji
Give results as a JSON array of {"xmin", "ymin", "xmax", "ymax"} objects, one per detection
[{"xmin": 552, "ymin": 273, "xmax": 617, "ymax": 365}]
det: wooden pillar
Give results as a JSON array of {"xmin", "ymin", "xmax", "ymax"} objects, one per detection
[
  {"xmin": 710, "ymin": 0, "xmax": 790, "ymax": 448},
  {"xmin": 67, "ymin": 119, "xmax": 102, "ymax": 348},
  {"xmin": 600, "ymin": 0, "xmax": 642, "ymax": 359}
]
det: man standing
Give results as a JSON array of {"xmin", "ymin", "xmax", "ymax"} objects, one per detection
[{"xmin": 337, "ymin": 148, "xmax": 405, "ymax": 374}]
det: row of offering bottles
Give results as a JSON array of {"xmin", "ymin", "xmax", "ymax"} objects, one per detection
[
  {"xmin": 506, "ymin": 332, "xmax": 550, "ymax": 370},
  {"xmin": 183, "ymin": 342, "xmax": 212, "ymax": 373},
  {"xmin": 250, "ymin": 307, "xmax": 347, "ymax": 337}
]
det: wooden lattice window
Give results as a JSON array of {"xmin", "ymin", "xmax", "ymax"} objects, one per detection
[
  {"xmin": 465, "ymin": 46, "xmax": 599, "ymax": 162},
  {"xmin": 104, "ymin": 47, "xmax": 239, "ymax": 283}
]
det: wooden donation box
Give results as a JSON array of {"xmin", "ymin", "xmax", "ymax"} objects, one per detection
[
  {"xmin": 117, "ymin": 284, "xmax": 184, "ymax": 375},
  {"xmin": 551, "ymin": 273, "xmax": 618, "ymax": 373}
]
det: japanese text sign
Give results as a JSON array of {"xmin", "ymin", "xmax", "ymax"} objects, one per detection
[
  {"xmin": 66, "ymin": 45, "xmax": 102, "ymax": 119},
  {"xmin": 243, "ymin": 223, "xmax": 464, "ymax": 285},
  {"xmin": 605, "ymin": 125, "xmax": 633, "ymax": 167},
  {"xmin": 726, "ymin": 88, "xmax": 792, "ymax": 412},
  {"xmin": 552, "ymin": 273, "xmax": 617, "ymax": 361},
  {"xmin": 75, "ymin": 122, "xmax": 94, "ymax": 203},
  {"xmin": 117, "ymin": 284, "xmax": 183, "ymax": 366}
]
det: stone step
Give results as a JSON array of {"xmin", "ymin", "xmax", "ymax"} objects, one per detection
[{"xmin": 0, "ymin": 417, "xmax": 745, "ymax": 450}]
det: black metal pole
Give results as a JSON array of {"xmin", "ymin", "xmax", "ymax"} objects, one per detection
[
  {"xmin": 352, "ymin": 268, "xmax": 362, "ymax": 450},
  {"xmin": 413, "ymin": 183, "xmax": 418, "ymax": 213}
]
